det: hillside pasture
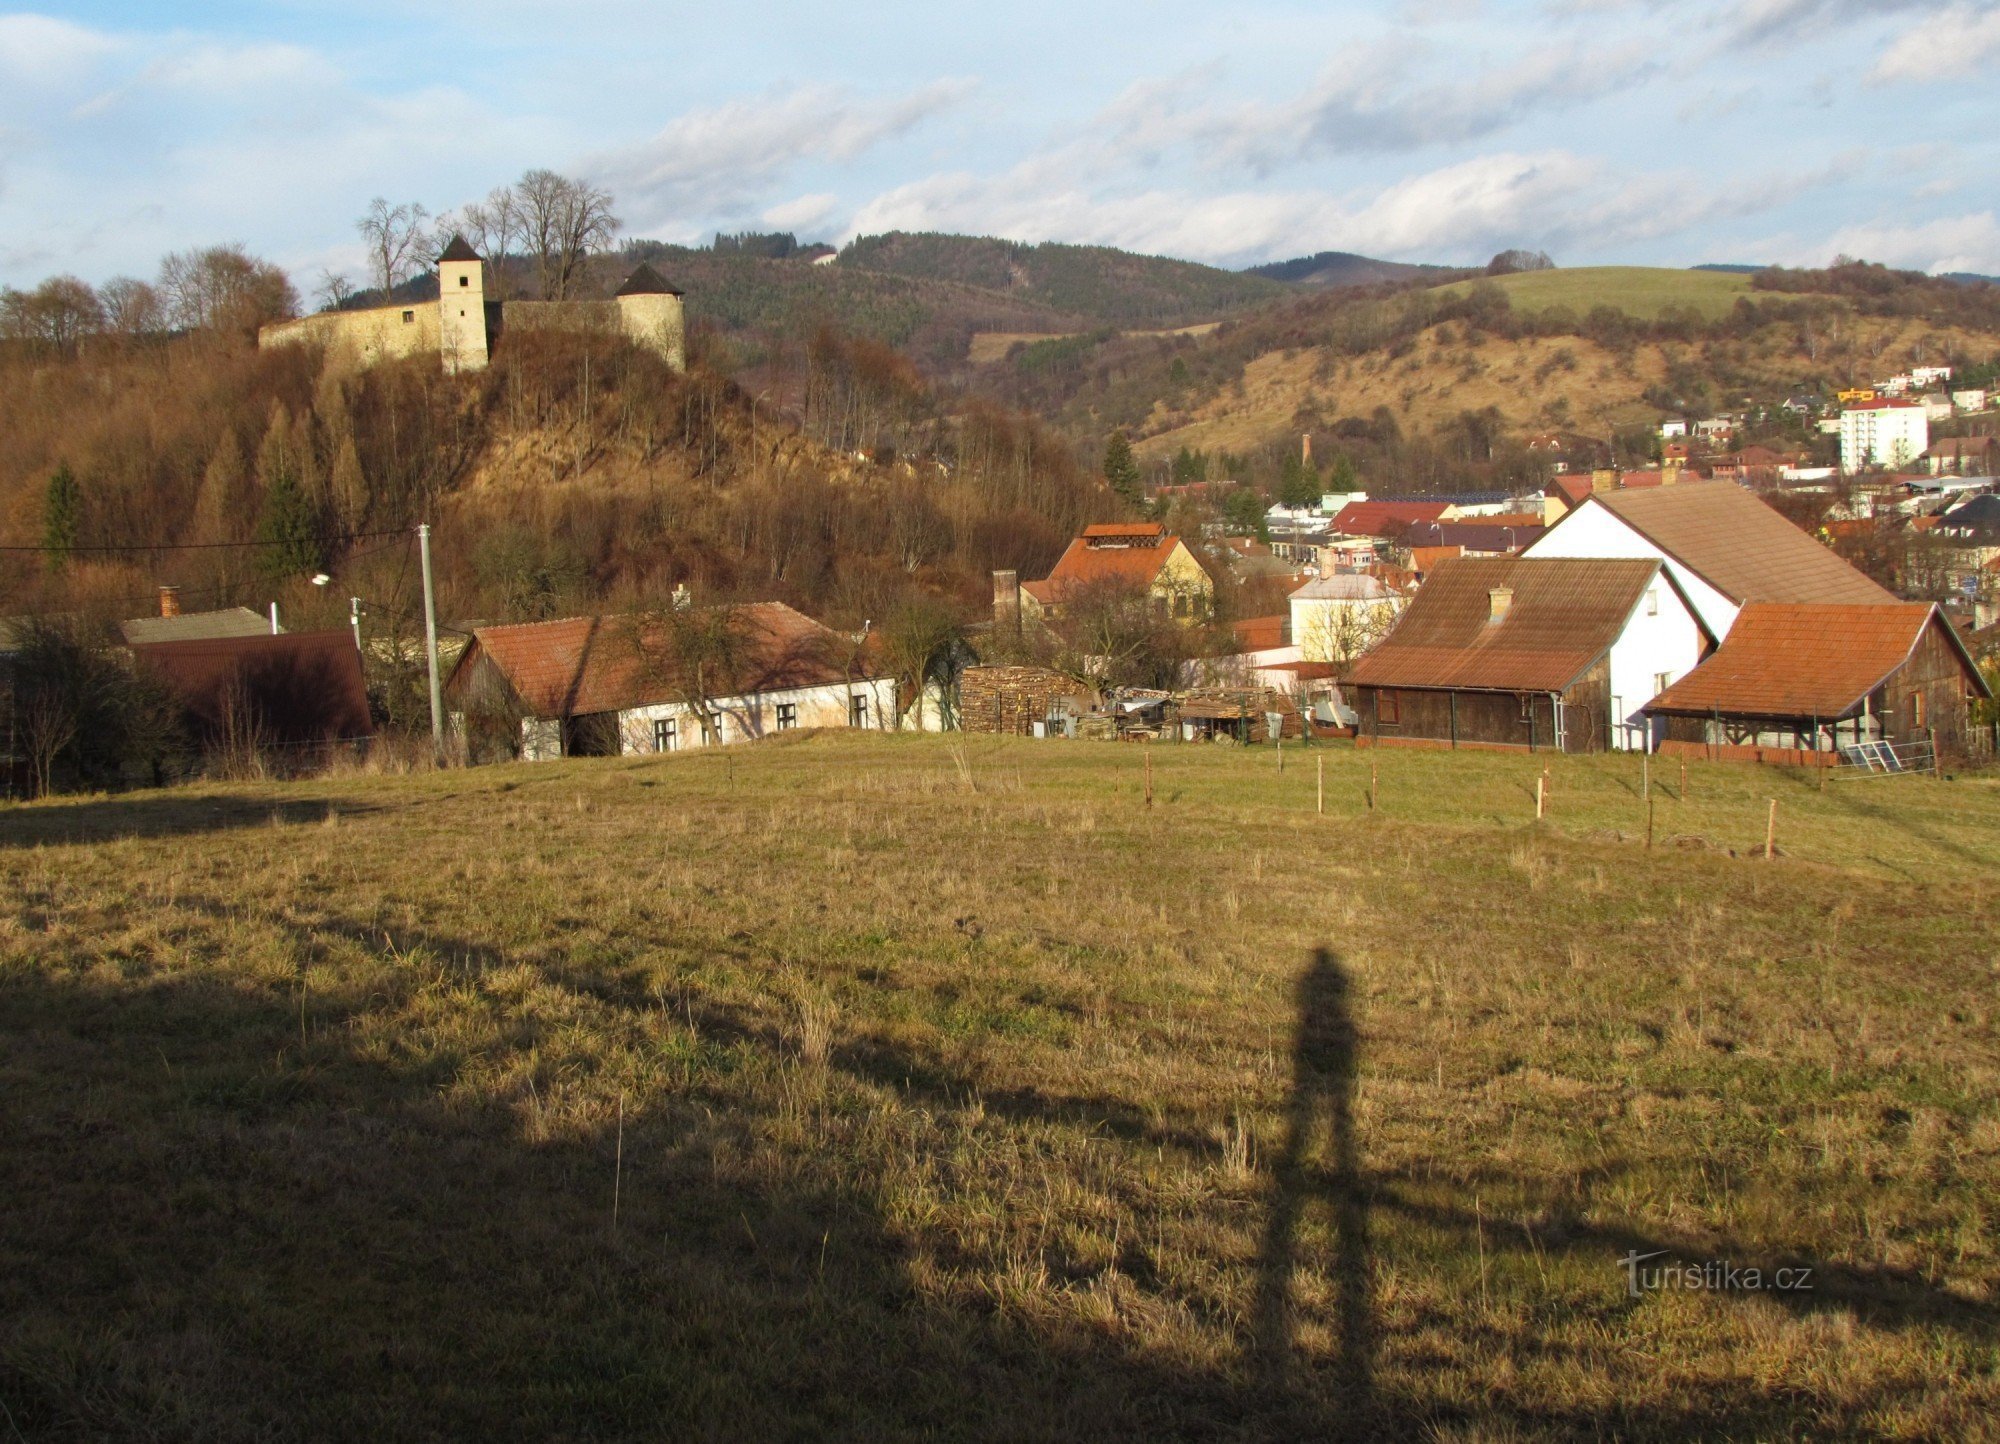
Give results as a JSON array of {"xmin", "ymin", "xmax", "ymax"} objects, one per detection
[
  {"xmin": 3, "ymin": 733, "xmax": 1997, "ymax": 1439},
  {"xmin": 1433, "ymin": 266, "xmax": 1756, "ymax": 321}
]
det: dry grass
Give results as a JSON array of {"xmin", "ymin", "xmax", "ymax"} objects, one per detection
[{"xmin": 2, "ymin": 733, "xmax": 1997, "ymax": 1439}]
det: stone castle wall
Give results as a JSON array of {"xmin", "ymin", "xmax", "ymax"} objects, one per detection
[
  {"xmin": 260, "ymin": 291, "xmax": 683, "ymax": 374},
  {"xmin": 259, "ymin": 304, "xmax": 440, "ymax": 370}
]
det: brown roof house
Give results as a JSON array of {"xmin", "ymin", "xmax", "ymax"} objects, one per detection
[
  {"xmin": 129, "ymin": 630, "xmax": 372, "ymax": 751},
  {"xmin": 1521, "ymin": 479, "xmax": 1895, "ymax": 639},
  {"xmin": 445, "ymin": 601, "xmax": 900, "ymax": 762},
  {"xmin": 1010, "ymin": 523, "xmax": 1214, "ymax": 626},
  {"xmin": 1644, "ymin": 602, "xmax": 1990, "ymax": 760},
  {"xmin": 1345, "ymin": 555, "xmax": 1713, "ymax": 753}
]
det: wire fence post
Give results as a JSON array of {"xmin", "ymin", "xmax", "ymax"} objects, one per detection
[{"xmin": 419, "ymin": 522, "xmax": 444, "ymax": 763}]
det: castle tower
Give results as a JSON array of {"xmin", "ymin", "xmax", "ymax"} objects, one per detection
[
  {"xmin": 614, "ymin": 263, "xmax": 686, "ymax": 373},
  {"xmin": 436, "ymin": 234, "xmax": 489, "ymax": 374}
]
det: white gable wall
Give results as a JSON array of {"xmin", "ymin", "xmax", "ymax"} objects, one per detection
[
  {"xmin": 615, "ymin": 676, "xmax": 901, "ymax": 753},
  {"xmin": 1602, "ymin": 571, "xmax": 1710, "ymax": 751},
  {"xmin": 1522, "ymin": 501, "xmax": 1741, "ymax": 639}
]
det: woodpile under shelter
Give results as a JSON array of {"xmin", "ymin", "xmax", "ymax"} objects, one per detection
[
  {"xmin": 1642, "ymin": 602, "xmax": 1990, "ymax": 760},
  {"xmin": 1344, "ymin": 555, "xmax": 1712, "ymax": 753}
]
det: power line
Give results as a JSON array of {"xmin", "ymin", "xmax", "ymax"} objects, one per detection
[{"xmin": 0, "ymin": 529, "xmax": 411, "ymax": 555}]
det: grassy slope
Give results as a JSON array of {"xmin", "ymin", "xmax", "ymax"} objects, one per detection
[
  {"xmin": 4, "ymin": 734, "xmax": 1998, "ymax": 1439},
  {"xmin": 1133, "ymin": 310, "xmax": 1996, "ymax": 459},
  {"xmin": 1432, "ymin": 267, "xmax": 1755, "ymax": 321}
]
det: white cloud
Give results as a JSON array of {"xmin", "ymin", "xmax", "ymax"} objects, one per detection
[
  {"xmin": 1871, "ymin": 3, "xmax": 2000, "ymax": 81},
  {"xmin": 1819, "ymin": 211, "xmax": 2000, "ymax": 272},
  {"xmin": 0, "ymin": 13, "xmax": 119, "ymax": 84},
  {"xmin": 761, "ymin": 192, "xmax": 839, "ymax": 233},
  {"xmin": 589, "ymin": 79, "xmax": 975, "ymax": 232}
]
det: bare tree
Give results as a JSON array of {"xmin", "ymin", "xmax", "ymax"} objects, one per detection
[
  {"xmin": 315, "ymin": 269, "xmax": 357, "ymax": 313},
  {"xmin": 450, "ymin": 186, "xmax": 525, "ymax": 299},
  {"xmin": 98, "ymin": 277, "xmax": 164, "ymax": 338},
  {"xmin": 357, "ymin": 197, "xmax": 431, "ymax": 298},
  {"xmin": 515, "ymin": 169, "xmax": 620, "ymax": 300},
  {"xmin": 623, "ymin": 602, "xmax": 753, "ymax": 746},
  {"xmin": 157, "ymin": 245, "xmax": 299, "ymax": 334},
  {"xmin": 0, "ymin": 276, "xmax": 104, "ymax": 354}
]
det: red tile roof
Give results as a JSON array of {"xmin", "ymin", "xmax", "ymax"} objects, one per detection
[
  {"xmin": 1548, "ymin": 476, "xmax": 1594, "ymax": 507},
  {"xmin": 1346, "ymin": 556, "xmax": 1673, "ymax": 693},
  {"xmin": 1329, "ymin": 500, "xmax": 1450, "ymax": 537},
  {"xmin": 1231, "ymin": 614, "xmax": 1288, "ymax": 650},
  {"xmin": 1645, "ymin": 603, "xmax": 1988, "ymax": 718},
  {"xmin": 450, "ymin": 603, "xmax": 864, "ymax": 719},
  {"xmin": 1033, "ymin": 525, "xmax": 1196, "ymax": 597}
]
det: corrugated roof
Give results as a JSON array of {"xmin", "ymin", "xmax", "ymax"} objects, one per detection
[
  {"xmin": 1345, "ymin": 556, "xmax": 1668, "ymax": 693},
  {"xmin": 1401, "ymin": 520, "xmax": 1546, "ymax": 551},
  {"xmin": 1645, "ymin": 603, "xmax": 1988, "ymax": 718},
  {"xmin": 129, "ymin": 630, "xmax": 371, "ymax": 743},
  {"xmin": 450, "ymin": 602, "xmax": 866, "ymax": 719},
  {"xmin": 120, "ymin": 607, "xmax": 275, "ymax": 646},
  {"xmin": 1580, "ymin": 481, "xmax": 1895, "ymax": 606}
]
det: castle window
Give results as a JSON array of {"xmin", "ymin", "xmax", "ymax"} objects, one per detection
[
  {"xmin": 401, "ymin": 310, "xmax": 414, "ymax": 323},
  {"xmin": 459, "ymin": 275, "xmax": 469, "ymax": 287}
]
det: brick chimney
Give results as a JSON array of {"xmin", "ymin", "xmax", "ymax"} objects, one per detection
[
  {"xmin": 992, "ymin": 569, "xmax": 1020, "ymax": 634},
  {"xmin": 158, "ymin": 585, "xmax": 181, "ymax": 618},
  {"xmin": 1487, "ymin": 586, "xmax": 1513, "ymax": 624}
]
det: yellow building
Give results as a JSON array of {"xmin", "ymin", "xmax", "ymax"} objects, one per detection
[{"xmin": 1015, "ymin": 524, "xmax": 1214, "ymax": 624}]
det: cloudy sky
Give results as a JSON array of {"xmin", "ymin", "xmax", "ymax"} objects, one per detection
[{"xmin": 1, "ymin": 0, "xmax": 1994, "ymax": 292}]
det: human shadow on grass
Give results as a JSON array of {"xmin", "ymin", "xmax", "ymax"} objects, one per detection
[
  {"xmin": 6, "ymin": 909, "xmax": 1992, "ymax": 1442},
  {"xmin": 0, "ymin": 791, "xmax": 381, "ymax": 849}
]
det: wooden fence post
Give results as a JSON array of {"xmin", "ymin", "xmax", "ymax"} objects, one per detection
[
  {"xmin": 1535, "ymin": 774, "xmax": 1545, "ymax": 820},
  {"xmin": 1368, "ymin": 760, "xmax": 1378, "ymax": 812},
  {"xmin": 1646, "ymin": 796, "xmax": 1655, "ymax": 849},
  {"xmin": 1764, "ymin": 798, "xmax": 1777, "ymax": 860},
  {"xmin": 1316, "ymin": 755, "xmax": 1324, "ymax": 816},
  {"xmin": 1145, "ymin": 748, "xmax": 1154, "ymax": 807},
  {"xmin": 1642, "ymin": 750, "xmax": 1650, "ymax": 801}
]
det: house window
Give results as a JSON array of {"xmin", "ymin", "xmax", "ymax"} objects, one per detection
[
  {"xmin": 1646, "ymin": 587, "xmax": 1659, "ymax": 616},
  {"xmin": 653, "ymin": 718, "xmax": 677, "ymax": 752},
  {"xmin": 1378, "ymin": 690, "xmax": 1401, "ymax": 725},
  {"xmin": 1912, "ymin": 691, "xmax": 1925, "ymax": 728},
  {"xmin": 776, "ymin": 702, "xmax": 798, "ymax": 731},
  {"xmin": 700, "ymin": 714, "xmax": 717, "ymax": 745},
  {"xmin": 401, "ymin": 310, "xmax": 415, "ymax": 323},
  {"xmin": 1655, "ymin": 671, "xmax": 1672, "ymax": 695},
  {"xmin": 849, "ymin": 693, "xmax": 869, "ymax": 728}
]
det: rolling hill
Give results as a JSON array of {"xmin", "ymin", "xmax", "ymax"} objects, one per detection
[{"xmin": 1246, "ymin": 250, "xmax": 1464, "ymax": 289}]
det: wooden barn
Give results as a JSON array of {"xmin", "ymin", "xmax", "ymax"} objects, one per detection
[
  {"xmin": 1643, "ymin": 602, "xmax": 1990, "ymax": 759},
  {"xmin": 1343, "ymin": 555, "xmax": 1712, "ymax": 753}
]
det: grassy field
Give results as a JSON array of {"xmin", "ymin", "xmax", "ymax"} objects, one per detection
[
  {"xmin": 4, "ymin": 733, "xmax": 1998, "ymax": 1440},
  {"xmin": 1433, "ymin": 266, "xmax": 1755, "ymax": 321}
]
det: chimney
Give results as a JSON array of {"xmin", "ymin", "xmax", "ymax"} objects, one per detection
[
  {"xmin": 992, "ymin": 569, "xmax": 1020, "ymax": 634},
  {"xmin": 1301, "ymin": 432, "xmax": 1312, "ymax": 465},
  {"xmin": 158, "ymin": 585, "xmax": 181, "ymax": 618},
  {"xmin": 1488, "ymin": 586, "xmax": 1514, "ymax": 624}
]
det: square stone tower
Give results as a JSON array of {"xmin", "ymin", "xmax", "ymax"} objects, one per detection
[{"xmin": 436, "ymin": 234, "xmax": 489, "ymax": 374}]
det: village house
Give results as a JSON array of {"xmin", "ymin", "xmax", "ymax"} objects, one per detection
[
  {"xmin": 1344, "ymin": 555, "xmax": 1712, "ymax": 753},
  {"xmin": 1644, "ymin": 603, "xmax": 1990, "ymax": 759},
  {"xmin": 1921, "ymin": 436, "xmax": 1999, "ymax": 476},
  {"xmin": 259, "ymin": 237, "xmax": 685, "ymax": 376},
  {"xmin": 1289, "ymin": 573, "xmax": 1407, "ymax": 665},
  {"xmin": 1013, "ymin": 523, "xmax": 1214, "ymax": 624},
  {"xmin": 1521, "ymin": 479, "xmax": 1897, "ymax": 640},
  {"xmin": 445, "ymin": 602, "xmax": 899, "ymax": 762},
  {"xmin": 129, "ymin": 630, "xmax": 372, "ymax": 752}
]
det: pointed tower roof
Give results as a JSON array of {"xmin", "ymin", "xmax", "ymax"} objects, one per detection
[
  {"xmin": 615, "ymin": 263, "xmax": 684, "ymax": 297},
  {"xmin": 437, "ymin": 234, "xmax": 482, "ymax": 264}
]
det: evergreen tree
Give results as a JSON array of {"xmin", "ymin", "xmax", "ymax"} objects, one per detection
[
  {"xmin": 42, "ymin": 464, "xmax": 80, "ymax": 571},
  {"xmin": 1326, "ymin": 454, "xmax": 1358, "ymax": 495},
  {"xmin": 255, "ymin": 451, "xmax": 325, "ymax": 581},
  {"xmin": 1102, "ymin": 430, "xmax": 1142, "ymax": 507},
  {"xmin": 1278, "ymin": 454, "xmax": 1322, "ymax": 508}
]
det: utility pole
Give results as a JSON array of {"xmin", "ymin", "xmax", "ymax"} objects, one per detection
[
  {"xmin": 419, "ymin": 522, "xmax": 443, "ymax": 760},
  {"xmin": 349, "ymin": 596, "xmax": 362, "ymax": 652}
]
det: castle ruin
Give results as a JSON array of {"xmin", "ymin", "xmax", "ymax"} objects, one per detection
[{"xmin": 257, "ymin": 236, "xmax": 685, "ymax": 375}]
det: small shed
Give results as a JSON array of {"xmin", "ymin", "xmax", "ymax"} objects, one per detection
[
  {"xmin": 1642, "ymin": 602, "xmax": 1990, "ymax": 759},
  {"xmin": 129, "ymin": 630, "xmax": 372, "ymax": 748}
]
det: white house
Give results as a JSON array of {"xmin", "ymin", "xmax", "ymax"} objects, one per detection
[
  {"xmin": 1521, "ymin": 478, "xmax": 1896, "ymax": 641},
  {"xmin": 1839, "ymin": 399, "xmax": 1929, "ymax": 474},
  {"xmin": 1910, "ymin": 365, "xmax": 1953, "ymax": 388},
  {"xmin": 1288, "ymin": 573, "xmax": 1407, "ymax": 664},
  {"xmin": 445, "ymin": 602, "xmax": 911, "ymax": 763},
  {"xmin": 1658, "ymin": 419, "xmax": 1688, "ymax": 439},
  {"xmin": 1952, "ymin": 388, "xmax": 1987, "ymax": 414}
]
